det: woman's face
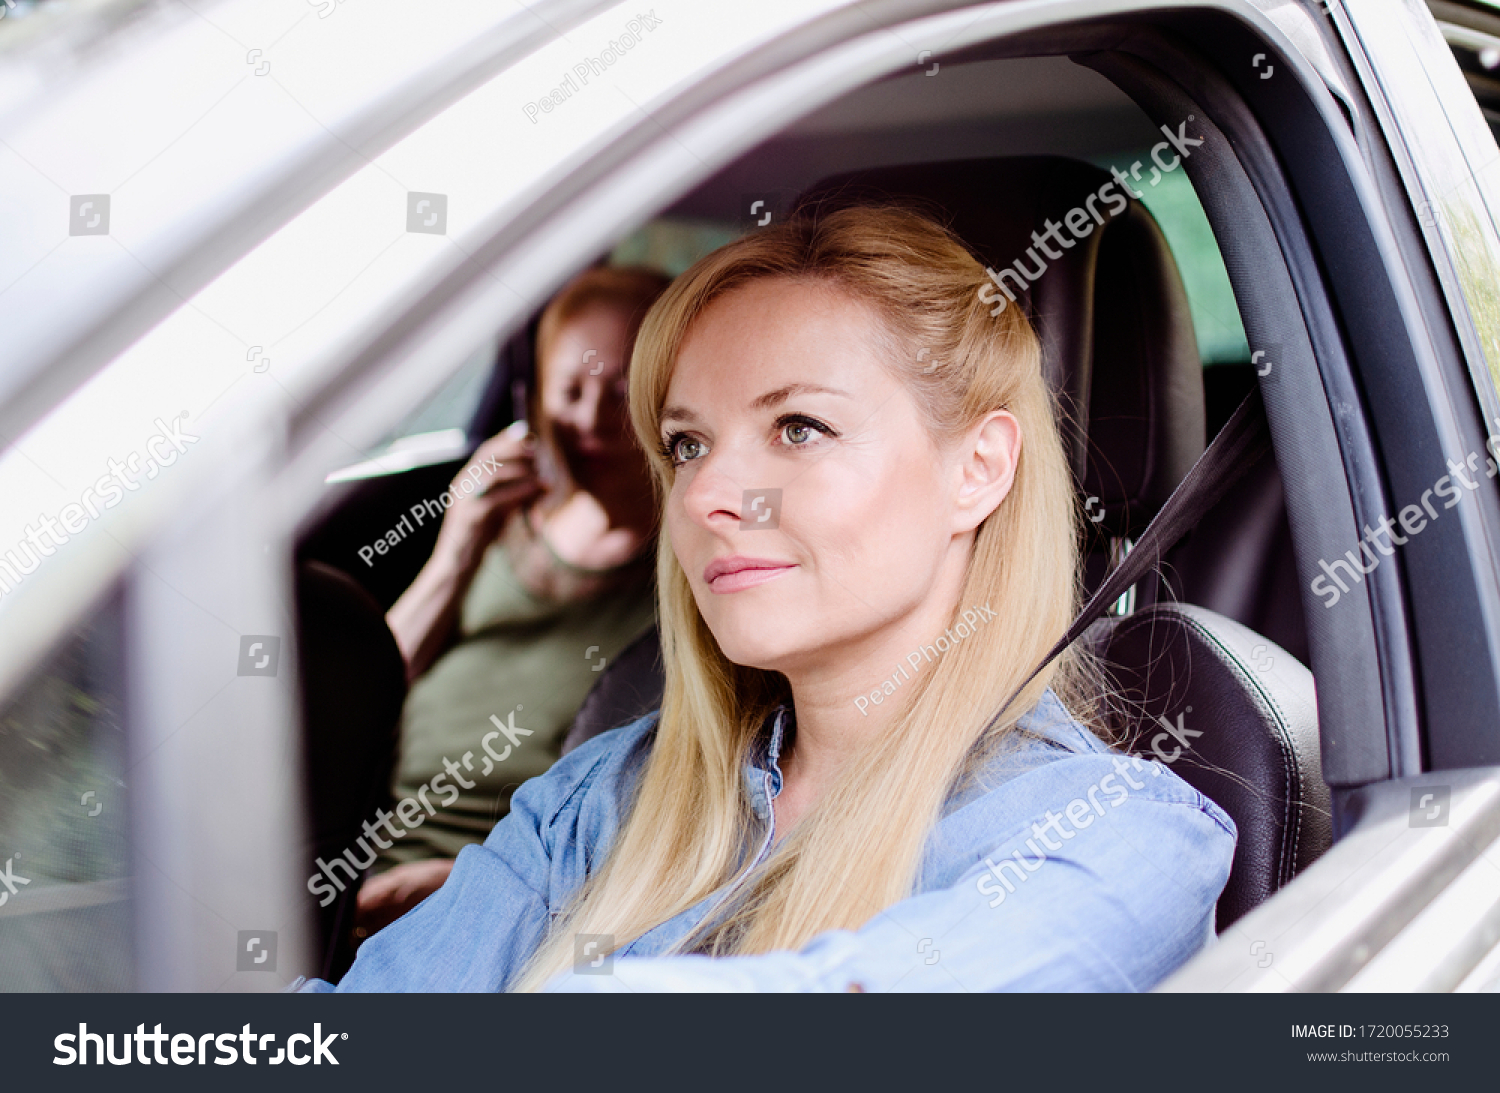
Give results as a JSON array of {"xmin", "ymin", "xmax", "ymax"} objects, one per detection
[
  {"xmin": 541, "ymin": 304, "xmax": 642, "ymax": 477},
  {"xmin": 660, "ymin": 278, "xmax": 1006, "ymax": 678}
]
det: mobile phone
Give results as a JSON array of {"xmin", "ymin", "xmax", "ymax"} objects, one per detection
[
  {"xmin": 505, "ymin": 376, "xmax": 566, "ymax": 505},
  {"xmin": 506, "ymin": 354, "xmax": 568, "ymax": 507},
  {"xmin": 531, "ymin": 430, "xmax": 566, "ymax": 496}
]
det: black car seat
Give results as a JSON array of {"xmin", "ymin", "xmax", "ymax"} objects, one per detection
[
  {"xmin": 1086, "ymin": 604, "xmax": 1324, "ymax": 927},
  {"xmin": 295, "ymin": 561, "xmax": 408, "ymax": 979},
  {"xmin": 563, "ymin": 157, "xmax": 1331, "ymax": 925},
  {"xmin": 561, "ymin": 625, "xmax": 664, "ymax": 756}
]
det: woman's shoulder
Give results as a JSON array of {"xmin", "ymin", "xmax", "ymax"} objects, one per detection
[
  {"xmin": 926, "ymin": 689, "xmax": 1237, "ymax": 903},
  {"xmin": 956, "ymin": 688, "xmax": 1115, "ymax": 790},
  {"xmin": 503, "ymin": 710, "xmax": 659, "ymax": 838},
  {"xmin": 1015, "ymin": 687, "xmax": 1115, "ymax": 755},
  {"xmin": 956, "ymin": 688, "xmax": 1236, "ymax": 838}
]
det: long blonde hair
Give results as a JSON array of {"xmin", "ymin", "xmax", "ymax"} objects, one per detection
[{"xmin": 513, "ymin": 205, "xmax": 1095, "ymax": 990}]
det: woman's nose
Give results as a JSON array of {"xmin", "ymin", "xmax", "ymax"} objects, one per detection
[
  {"xmin": 679, "ymin": 445, "xmax": 764, "ymax": 530},
  {"xmin": 569, "ymin": 388, "xmax": 602, "ymax": 436}
]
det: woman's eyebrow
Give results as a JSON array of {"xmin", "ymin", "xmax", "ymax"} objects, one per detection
[
  {"xmin": 748, "ymin": 383, "xmax": 853, "ymax": 411},
  {"xmin": 659, "ymin": 384, "xmax": 851, "ymax": 429}
]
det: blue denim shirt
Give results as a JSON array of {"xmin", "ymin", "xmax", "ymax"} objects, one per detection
[{"xmin": 305, "ymin": 690, "xmax": 1235, "ymax": 992}]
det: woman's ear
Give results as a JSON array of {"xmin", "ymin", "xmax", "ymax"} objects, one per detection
[{"xmin": 952, "ymin": 410, "xmax": 1022, "ymax": 533}]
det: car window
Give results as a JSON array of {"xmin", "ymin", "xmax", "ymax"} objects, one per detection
[
  {"xmin": 0, "ymin": 590, "xmax": 131, "ymax": 991},
  {"xmin": 1355, "ymin": 0, "xmax": 1500, "ymax": 412},
  {"xmin": 610, "ymin": 219, "xmax": 740, "ymax": 275},
  {"xmin": 1430, "ymin": 0, "xmax": 1500, "ymax": 144},
  {"xmin": 1090, "ymin": 151, "xmax": 1251, "ymax": 365},
  {"xmin": 330, "ymin": 217, "xmax": 735, "ymax": 483},
  {"xmin": 335, "ymin": 217, "xmax": 734, "ymax": 478},
  {"xmin": 334, "ymin": 217, "xmax": 738, "ymax": 482},
  {"xmin": 383, "ymin": 337, "xmax": 497, "ymax": 443},
  {"xmin": 325, "ymin": 337, "xmax": 497, "ymax": 483}
]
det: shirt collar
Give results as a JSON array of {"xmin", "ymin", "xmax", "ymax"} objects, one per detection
[
  {"xmin": 738, "ymin": 691, "xmax": 1091, "ymax": 820},
  {"xmin": 742, "ymin": 705, "xmax": 791, "ymax": 821}
]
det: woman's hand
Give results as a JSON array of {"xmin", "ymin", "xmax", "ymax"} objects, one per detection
[
  {"xmin": 386, "ymin": 423, "xmax": 546, "ymax": 678},
  {"xmin": 354, "ymin": 858, "xmax": 457, "ymax": 937},
  {"xmin": 430, "ymin": 424, "xmax": 546, "ymax": 575}
]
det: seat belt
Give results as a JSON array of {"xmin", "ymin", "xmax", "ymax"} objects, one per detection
[{"xmin": 996, "ymin": 386, "xmax": 1273, "ymax": 719}]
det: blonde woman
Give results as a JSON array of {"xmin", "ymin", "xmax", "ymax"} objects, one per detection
[{"xmin": 306, "ymin": 206, "xmax": 1235, "ymax": 993}]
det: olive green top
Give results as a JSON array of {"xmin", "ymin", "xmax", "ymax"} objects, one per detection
[{"xmin": 379, "ymin": 511, "xmax": 654, "ymax": 866}]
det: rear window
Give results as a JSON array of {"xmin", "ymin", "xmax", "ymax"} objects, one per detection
[{"xmin": 1091, "ymin": 150, "xmax": 1251, "ymax": 365}]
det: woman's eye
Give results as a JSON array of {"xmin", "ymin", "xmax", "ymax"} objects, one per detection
[
  {"xmin": 665, "ymin": 435, "xmax": 705, "ymax": 464},
  {"xmin": 777, "ymin": 416, "xmax": 832, "ymax": 448},
  {"xmin": 783, "ymin": 422, "xmax": 813, "ymax": 445}
]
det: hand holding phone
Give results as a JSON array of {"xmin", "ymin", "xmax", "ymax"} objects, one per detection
[{"xmin": 431, "ymin": 421, "xmax": 544, "ymax": 574}]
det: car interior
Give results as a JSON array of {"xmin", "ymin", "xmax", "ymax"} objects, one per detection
[
  {"xmin": 9, "ymin": 2, "xmax": 1493, "ymax": 991},
  {"xmin": 292, "ymin": 52, "xmax": 1330, "ymax": 978}
]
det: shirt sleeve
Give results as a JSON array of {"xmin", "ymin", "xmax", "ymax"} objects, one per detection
[
  {"xmin": 544, "ymin": 757, "xmax": 1236, "ymax": 993},
  {"xmin": 305, "ymin": 724, "xmax": 635, "ymax": 993}
]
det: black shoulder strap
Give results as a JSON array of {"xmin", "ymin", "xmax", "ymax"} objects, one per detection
[{"xmin": 997, "ymin": 387, "xmax": 1273, "ymax": 720}]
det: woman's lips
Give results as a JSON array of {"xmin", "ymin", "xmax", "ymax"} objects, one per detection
[{"xmin": 703, "ymin": 556, "xmax": 796, "ymax": 594}]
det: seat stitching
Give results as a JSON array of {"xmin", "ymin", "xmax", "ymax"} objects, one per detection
[
  {"xmin": 1173, "ymin": 611, "xmax": 1305, "ymax": 890},
  {"xmin": 1108, "ymin": 607, "xmax": 1305, "ymax": 893}
]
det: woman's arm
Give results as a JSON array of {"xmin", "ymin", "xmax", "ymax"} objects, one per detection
[
  {"xmin": 302, "ymin": 715, "xmax": 656, "ymax": 993},
  {"xmin": 386, "ymin": 428, "xmax": 542, "ymax": 680},
  {"xmin": 354, "ymin": 859, "xmax": 456, "ymax": 936},
  {"xmin": 545, "ymin": 755, "xmax": 1236, "ymax": 993}
]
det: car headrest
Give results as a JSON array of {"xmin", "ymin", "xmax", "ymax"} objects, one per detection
[
  {"xmin": 561, "ymin": 625, "xmax": 664, "ymax": 757},
  {"xmin": 795, "ymin": 156, "xmax": 1205, "ymax": 538}
]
